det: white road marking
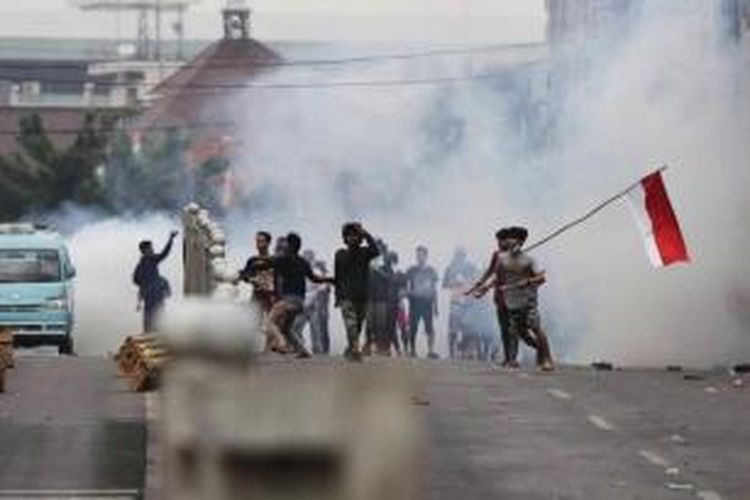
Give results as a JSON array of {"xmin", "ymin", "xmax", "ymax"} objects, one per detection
[
  {"xmin": 518, "ymin": 372, "xmax": 533, "ymax": 379},
  {"xmin": 587, "ymin": 414, "xmax": 615, "ymax": 431},
  {"xmin": 638, "ymin": 450, "xmax": 671, "ymax": 468},
  {"xmin": 670, "ymin": 433, "xmax": 686, "ymax": 443},
  {"xmin": 704, "ymin": 386, "xmax": 719, "ymax": 394},
  {"xmin": 546, "ymin": 388, "xmax": 572, "ymax": 401},
  {"xmin": 665, "ymin": 482, "xmax": 694, "ymax": 492},
  {"xmin": 696, "ymin": 490, "xmax": 723, "ymax": 500}
]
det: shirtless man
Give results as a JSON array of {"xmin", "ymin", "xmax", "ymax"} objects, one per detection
[{"xmin": 468, "ymin": 227, "xmax": 554, "ymax": 371}]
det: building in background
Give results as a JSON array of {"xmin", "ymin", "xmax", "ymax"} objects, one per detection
[
  {"xmin": 0, "ymin": 59, "xmax": 126, "ymax": 157},
  {"xmin": 720, "ymin": 0, "xmax": 750, "ymax": 40},
  {"xmin": 546, "ymin": 0, "xmax": 641, "ymax": 44}
]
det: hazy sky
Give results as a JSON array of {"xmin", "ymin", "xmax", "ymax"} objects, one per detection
[{"xmin": 0, "ymin": 0, "xmax": 547, "ymax": 43}]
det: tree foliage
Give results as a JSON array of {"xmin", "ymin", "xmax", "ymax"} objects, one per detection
[
  {"xmin": 104, "ymin": 129, "xmax": 229, "ymax": 215},
  {"xmin": 0, "ymin": 111, "xmax": 116, "ymax": 221},
  {"xmin": 0, "ymin": 111, "xmax": 230, "ymax": 221}
]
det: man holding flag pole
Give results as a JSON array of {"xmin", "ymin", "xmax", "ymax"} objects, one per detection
[
  {"xmin": 466, "ymin": 166, "xmax": 690, "ymax": 371},
  {"xmin": 468, "ymin": 227, "xmax": 555, "ymax": 371}
]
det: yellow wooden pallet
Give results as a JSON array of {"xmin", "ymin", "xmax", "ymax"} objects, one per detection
[{"xmin": 115, "ymin": 334, "xmax": 171, "ymax": 392}]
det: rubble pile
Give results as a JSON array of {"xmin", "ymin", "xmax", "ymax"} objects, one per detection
[{"xmin": 115, "ymin": 335, "xmax": 171, "ymax": 391}]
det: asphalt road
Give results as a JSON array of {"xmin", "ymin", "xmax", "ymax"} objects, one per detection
[
  {"xmin": 0, "ymin": 356, "xmax": 747, "ymax": 499},
  {"xmin": 419, "ymin": 362, "xmax": 749, "ymax": 500},
  {"xmin": 0, "ymin": 356, "xmax": 145, "ymax": 498}
]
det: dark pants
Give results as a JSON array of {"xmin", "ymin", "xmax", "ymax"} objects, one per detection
[
  {"xmin": 308, "ymin": 306, "xmax": 329, "ymax": 355},
  {"xmin": 341, "ymin": 300, "xmax": 368, "ymax": 352},
  {"xmin": 409, "ymin": 298, "xmax": 434, "ymax": 353},
  {"xmin": 318, "ymin": 311, "xmax": 330, "ymax": 354},
  {"xmin": 496, "ymin": 304, "xmax": 517, "ymax": 363},
  {"xmin": 143, "ymin": 299, "xmax": 164, "ymax": 333},
  {"xmin": 386, "ymin": 300, "xmax": 401, "ymax": 354},
  {"xmin": 368, "ymin": 301, "xmax": 392, "ymax": 354}
]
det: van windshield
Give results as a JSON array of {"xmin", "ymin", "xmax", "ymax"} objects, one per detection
[{"xmin": 0, "ymin": 249, "xmax": 61, "ymax": 283}]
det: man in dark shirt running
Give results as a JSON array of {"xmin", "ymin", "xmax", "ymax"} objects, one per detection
[
  {"xmin": 263, "ymin": 233, "xmax": 333, "ymax": 358},
  {"xmin": 334, "ymin": 223, "xmax": 380, "ymax": 362},
  {"xmin": 133, "ymin": 231, "xmax": 178, "ymax": 333}
]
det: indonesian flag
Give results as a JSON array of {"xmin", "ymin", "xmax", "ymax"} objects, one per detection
[{"xmin": 626, "ymin": 170, "xmax": 690, "ymax": 267}]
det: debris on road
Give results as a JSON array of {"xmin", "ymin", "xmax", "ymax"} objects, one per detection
[
  {"xmin": 412, "ymin": 395, "xmax": 431, "ymax": 406},
  {"xmin": 670, "ymin": 434, "xmax": 686, "ymax": 444},
  {"xmin": 591, "ymin": 361, "xmax": 614, "ymax": 371},
  {"xmin": 115, "ymin": 335, "xmax": 171, "ymax": 392},
  {"xmin": 666, "ymin": 365, "xmax": 682, "ymax": 372},
  {"xmin": 683, "ymin": 373, "xmax": 706, "ymax": 381}
]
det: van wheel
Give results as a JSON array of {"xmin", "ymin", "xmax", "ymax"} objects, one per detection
[{"xmin": 59, "ymin": 336, "xmax": 74, "ymax": 355}]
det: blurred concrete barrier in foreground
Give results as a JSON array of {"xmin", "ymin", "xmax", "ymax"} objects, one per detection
[{"xmin": 158, "ymin": 299, "xmax": 419, "ymax": 500}]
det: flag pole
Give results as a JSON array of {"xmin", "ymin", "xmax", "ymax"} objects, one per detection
[{"xmin": 524, "ymin": 165, "xmax": 669, "ymax": 253}]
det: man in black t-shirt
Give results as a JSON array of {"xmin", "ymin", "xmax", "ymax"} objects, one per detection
[
  {"xmin": 239, "ymin": 231, "xmax": 276, "ymax": 349},
  {"xmin": 239, "ymin": 231, "xmax": 274, "ymax": 308},
  {"xmin": 333, "ymin": 222, "xmax": 380, "ymax": 362},
  {"xmin": 264, "ymin": 232, "xmax": 334, "ymax": 358}
]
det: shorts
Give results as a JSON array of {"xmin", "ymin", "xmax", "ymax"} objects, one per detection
[{"xmin": 508, "ymin": 306, "xmax": 540, "ymax": 338}]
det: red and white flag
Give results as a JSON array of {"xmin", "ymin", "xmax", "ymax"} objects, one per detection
[{"xmin": 626, "ymin": 170, "xmax": 690, "ymax": 267}]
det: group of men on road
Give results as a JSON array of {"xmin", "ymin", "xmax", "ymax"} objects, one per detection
[{"xmin": 133, "ymin": 222, "xmax": 555, "ymax": 370}]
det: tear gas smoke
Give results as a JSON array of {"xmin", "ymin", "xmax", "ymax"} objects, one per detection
[
  {"xmin": 62, "ymin": 1, "xmax": 750, "ymax": 366},
  {"xmin": 542, "ymin": 2, "xmax": 750, "ymax": 367},
  {"xmin": 67, "ymin": 215, "xmax": 182, "ymax": 355},
  {"xmin": 219, "ymin": 0, "xmax": 750, "ymax": 367}
]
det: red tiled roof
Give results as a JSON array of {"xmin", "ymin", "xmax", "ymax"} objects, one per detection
[{"xmin": 138, "ymin": 38, "xmax": 282, "ymax": 131}]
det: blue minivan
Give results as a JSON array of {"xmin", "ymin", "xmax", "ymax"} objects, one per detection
[{"xmin": 0, "ymin": 224, "xmax": 76, "ymax": 354}]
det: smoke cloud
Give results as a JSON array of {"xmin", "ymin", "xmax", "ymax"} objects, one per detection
[
  {"xmin": 60, "ymin": 0, "xmax": 750, "ymax": 367},
  {"xmin": 67, "ymin": 214, "xmax": 182, "ymax": 355},
  {"xmin": 220, "ymin": 0, "xmax": 750, "ymax": 367}
]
